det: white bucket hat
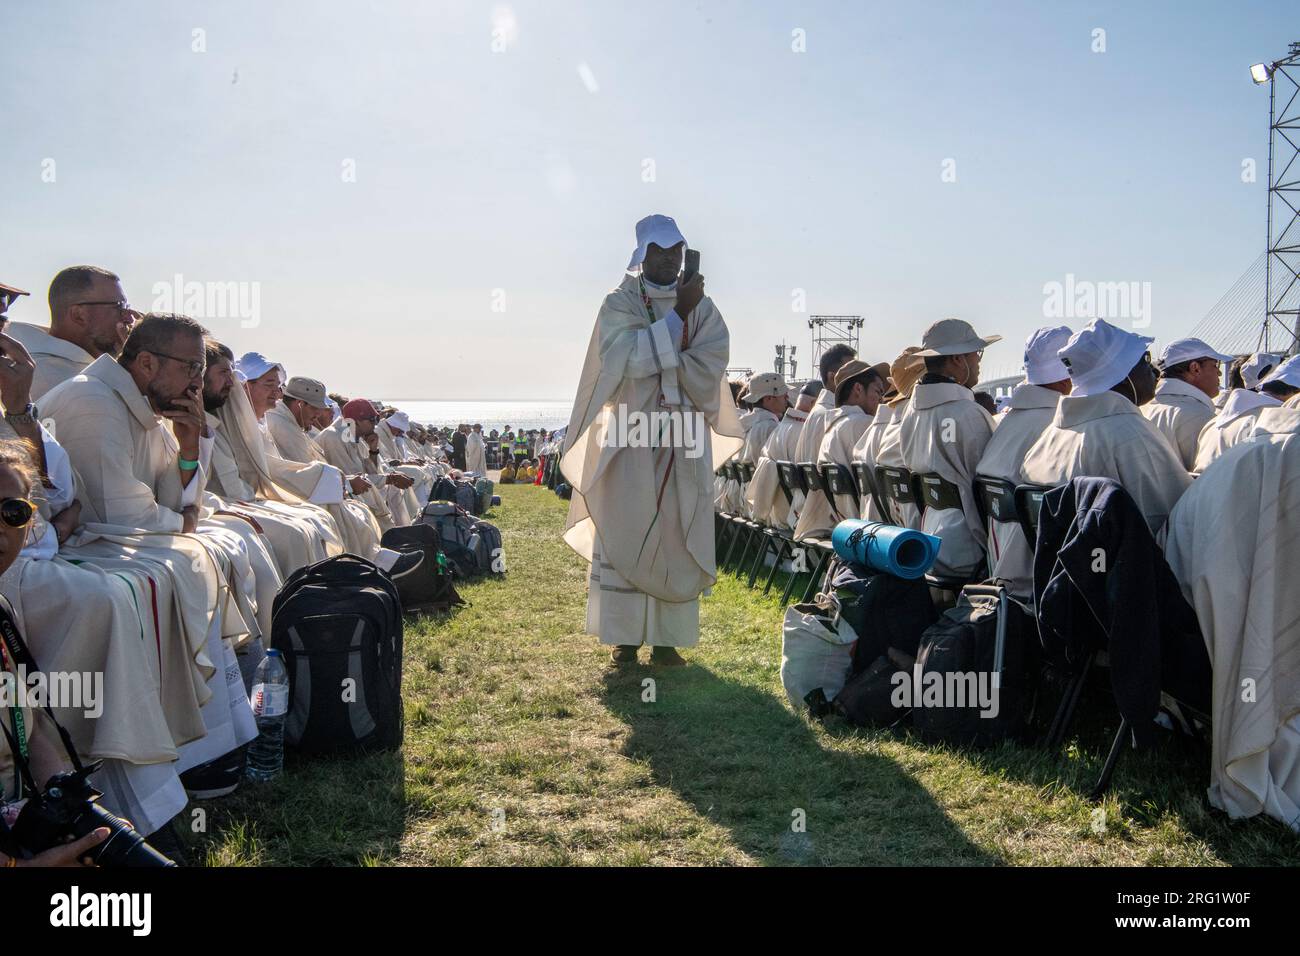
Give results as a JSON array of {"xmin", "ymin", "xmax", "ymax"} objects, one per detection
[
  {"xmin": 627, "ymin": 214, "xmax": 687, "ymax": 271},
  {"xmin": 1023, "ymin": 325, "xmax": 1073, "ymax": 385},
  {"xmin": 915, "ymin": 318, "xmax": 1002, "ymax": 357},
  {"xmin": 1260, "ymin": 355, "xmax": 1300, "ymax": 389},
  {"xmin": 234, "ymin": 351, "xmax": 285, "ymax": 384},
  {"xmin": 1057, "ymin": 319, "xmax": 1153, "ymax": 397}
]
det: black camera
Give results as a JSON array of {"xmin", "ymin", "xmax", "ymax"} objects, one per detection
[{"xmin": 11, "ymin": 761, "xmax": 176, "ymax": 867}]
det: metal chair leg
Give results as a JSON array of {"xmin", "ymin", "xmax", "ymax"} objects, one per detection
[
  {"xmin": 746, "ymin": 532, "xmax": 773, "ymax": 587},
  {"xmin": 721, "ymin": 520, "xmax": 744, "ymax": 569},
  {"xmin": 763, "ymin": 537, "xmax": 790, "ymax": 594},
  {"xmin": 1089, "ymin": 717, "xmax": 1131, "ymax": 801},
  {"xmin": 1045, "ymin": 651, "xmax": 1096, "ymax": 749},
  {"xmin": 800, "ymin": 549, "xmax": 831, "ymax": 604},
  {"xmin": 779, "ymin": 542, "xmax": 807, "ymax": 606}
]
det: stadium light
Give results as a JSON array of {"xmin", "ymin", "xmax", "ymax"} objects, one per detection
[{"xmin": 1251, "ymin": 62, "xmax": 1272, "ymax": 85}]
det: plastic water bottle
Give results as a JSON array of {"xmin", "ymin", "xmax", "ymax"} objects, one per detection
[{"xmin": 246, "ymin": 649, "xmax": 289, "ymax": 782}]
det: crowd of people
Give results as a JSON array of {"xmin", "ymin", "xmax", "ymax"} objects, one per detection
[
  {"xmin": 0, "ymin": 267, "xmax": 497, "ymax": 865},
  {"xmin": 719, "ymin": 317, "xmax": 1300, "ymax": 832}
]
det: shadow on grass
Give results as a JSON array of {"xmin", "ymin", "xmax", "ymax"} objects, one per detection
[
  {"xmin": 601, "ymin": 662, "xmax": 995, "ymax": 866},
  {"xmin": 185, "ymin": 749, "xmax": 407, "ymax": 866}
]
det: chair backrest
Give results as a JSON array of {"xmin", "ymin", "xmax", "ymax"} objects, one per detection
[
  {"xmin": 1013, "ymin": 483, "xmax": 1050, "ymax": 547},
  {"xmin": 723, "ymin": 461, "xmax": 741, "ymax": 482},
  {"xmin": 851, "ymin": 462, "xmax": 889, "ymax": 523},
  {"xmin": 799, "ymin": 462, "xmax": 824, "ymax": 493},
  {"xmin": 973, "ymin": 475, "xmax": 1018, "ymax": 527},
  {"xmin": 874, "ymin": 465, "xmax": 918, "ymax": 518},
  {"xmin": 820, "ymin": 463, "xmax": 858, "ymax": 522},
  {"xmin": 738, "ymin": 461, "xmax": 756, "ymax": 483},
  {"xmin": 775, "ymin": 461, "xmax": 806, "ymax": 502}
]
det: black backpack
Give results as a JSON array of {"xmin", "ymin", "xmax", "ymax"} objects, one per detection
[
  {"xmin": 471, "ymin": 518, "xmax": 504, "ymax": 575},
  {"xmin": 911, "ymin": 583, "xmax": 1041, "ymax": 747},
  {"xmin": 828, "ymin": 560, "xmax": 938, "ymax": 671},
  {"xmin": 419, "ymin": 501, "xmax": 484, "ymax": 577},
  {"xmin": 380, "ymin": 524, "xmax": 465, "ymax": 612},
  {"xmin": 270, "ymin": 554, "xmax": 404, "ymax": 754}
]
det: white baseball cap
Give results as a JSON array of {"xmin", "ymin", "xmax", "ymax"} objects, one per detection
[
  {"xmin": 1158, "ymin": 337, "xmax": 1233, "ymax": 369},
  {"xmin": 740, "ymin": 371, "xmax": 787, "ymax": 403},
  {"xmin": 1241, "ymin": 351, "xmax": 1282, "ymax": 389},
  {"xmin": 1023, "ymin": 325, "xmax": 1073, "ymax": 385},
  {"xmin": 1057, "ymin": 319, "xmax": 1154, "ymax": 397},
  {"xmin": 627, "ymin": 214, "xmax": 687, "ymax": 271}
]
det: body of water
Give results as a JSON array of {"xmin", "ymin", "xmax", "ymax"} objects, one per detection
[{"xmin": 387, "ymin": 400, "xmax": 572, "ymax": 433}]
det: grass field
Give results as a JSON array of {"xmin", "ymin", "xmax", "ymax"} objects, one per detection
[{"xmin": 186, "ymin": 483, "xmax": 1300, "ymax": 866}]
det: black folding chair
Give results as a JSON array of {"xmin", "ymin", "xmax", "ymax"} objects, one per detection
[
  {"xmin": 781, "ymin": 462, "xmax": 837, "ymax": 604},
  {"xmin": 1013, "ymin": 483, "xmax": 1049, "ymax": 548},
  {"xmin": 874, "ymin": 465, "xmax": 921, "ymax": 526},
  {"xmin": 820, "ymin": 462, "xmax": 859, "ymax": 525},
  {"xmin": 852, "ymin": 461, "xmax": 888, "ymax": 523},
  {"xmin": 973, "ymin": 475, "xmax": 1019, "ymax": 573}
]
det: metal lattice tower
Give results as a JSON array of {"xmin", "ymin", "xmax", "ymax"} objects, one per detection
[
  {"xmin": 1259, "ymin": 42, "xmax": 1300, "ymax": 353},
  {"xmin": 807, "ymin": 315, "xmax": 864, "ymax": 382}
]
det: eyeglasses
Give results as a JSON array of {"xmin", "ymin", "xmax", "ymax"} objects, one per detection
[
  {"xmin": 0, "ymin": 498, "xmax": 36, "ymax": 528},
  {"xmin": 147, "ymin": 350, "xmax": 205, "ymax": 377},
  {"xmin": 74, "ymin": 299, "xmax": 134, "ymax": 314}
]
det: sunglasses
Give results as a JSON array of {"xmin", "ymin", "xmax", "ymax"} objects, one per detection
[{"xmin": 0, "ymin": 498, "xmax": 36, "ymax": 528}]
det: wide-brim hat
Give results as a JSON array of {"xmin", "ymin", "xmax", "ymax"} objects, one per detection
[
  {"xmin": 832, "ymin": 359, "xmax": 891, "ymax": 396},
  {"xmin": 916, "ymin": 318, "xmax": 1002, "ymax": 357},
  {"xmin": 886, "ymin": 347, "xmax": 925, "ymax": 407}
]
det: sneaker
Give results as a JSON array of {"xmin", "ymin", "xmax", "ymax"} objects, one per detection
[
  {"xmin": 387, "ymin": 549, "xmax": 425, "ymax": 581},
  {"xmin": 609, "ymin": 645, "xmax": 640, "ymax": 665},
  {"xmin": 180, "ymin": 746, "xmax": 247, "ymax": 800},
  {"xmin": 650, "ymin": 646, "xmax": 687, "ymax": 667}
]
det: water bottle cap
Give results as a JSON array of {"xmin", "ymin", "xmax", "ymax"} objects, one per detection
[{"xmin": 266, "ymin": 648, "xmax": 282, "ymax": 658}]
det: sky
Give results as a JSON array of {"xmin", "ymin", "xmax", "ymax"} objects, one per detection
[{"xmin": 3, "ymin": 1, "xmax": 1296, "ymax": 399}]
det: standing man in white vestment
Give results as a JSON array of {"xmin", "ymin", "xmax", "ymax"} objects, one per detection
[
  {"xmin": 975, "ymin": 326, "xmax": 1072, "ymax": 602},
  {"xmin": 562, "ymin": 215, "xmax": 744, "ymax": 666},
  {"xmin": 466, "ymin": 423, "xmax": 488, "ymax": 475},
  {"xmin": 1142, "ymin": 337, "xmax": 1233, "ymax": 471}
]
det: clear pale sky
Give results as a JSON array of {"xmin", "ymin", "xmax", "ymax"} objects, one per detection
[{"xmin": 3, "ymin": 1, "xmax": 1295, "ymax": 398}]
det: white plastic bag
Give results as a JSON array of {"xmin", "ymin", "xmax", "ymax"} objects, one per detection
[{"xmin": 779, "ymin": 593, "xmax": 858, "ymax": 710}]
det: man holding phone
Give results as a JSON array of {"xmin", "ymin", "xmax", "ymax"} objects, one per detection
[{"xmin": 561, "ymin": 215, "xmax": 745, "ymax": 666}]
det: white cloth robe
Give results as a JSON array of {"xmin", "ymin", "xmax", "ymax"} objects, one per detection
[
  {"xmin": 733, "ymin": 407, "xmax": 780, "ymax": 517},
  {"xmin": 716, "ymin": 408, "xmax": 764, "ymax": 513},
  {"xmin": 265, "ymin": 401, "xmax": 387, "ymax": 558},
  {"xmin": 851, "ymin": 402, "xmax": 895, "ymax": 524},
  {"xmin": 872, "ymin": 398, "xmax": 922, "ymax": 529},
  {"xmin": 1142, "ymin": 377, "xmax": 1216, "ymax": 471},
  {"xmin": 1191, "ymin": 388, "xmax": 1281, "ymax": 473},
  {"xmin": 378, "ymin": 421, "xmax": 430, "ymax": 515},
  {"xmin": 744, "ymin": 407, "xmax": 806, "ymax": 528},
  {"xmin": 784, "ymin": 388, "xmax": 837, "ymax": 528},
  {"xmin": 466, "ymin": 431, "xmax": 488, "ymax": 474},
  {"xmin": 5, "ymin": 321, "xmax": 94, "ymax": 402},
  {"xmin": 40, "ymin": 358, "xmax": 260, "ymax": 769},
  {"xmin": 974, "ymin": 383, "xmax": 1060, "ymax": 601},
  {"xmin": 790, "ymin": 403, "xmax": 873, "ymax": 541},
  {"xmin": 1165, "ymin": 407, "xmax": 1300, "ymax": 832},
  {"xmin": 898, "ymin": 381, "xmax": 994, "ymax": 579},
  {"xmin": 1020, "ymin": 390, "xmax": 1192, "ymax": 537},
  {"xmin": 316, "ymin": 417, "xmax": 405, "ymax": 530},
  {"xmin": 560, "ymin": 273, "xmax": 744, "ymax": 647}
]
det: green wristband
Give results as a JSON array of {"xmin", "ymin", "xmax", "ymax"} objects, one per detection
[{"xmin": 178, "ymin": 456, "xmax": 199, "ymax": 472}]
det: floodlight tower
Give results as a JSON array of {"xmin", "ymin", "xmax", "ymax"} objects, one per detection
[
  {"xmin": 807, "ymin": 315, "xmax": 864, "ymax": 381},
  {"xmin": 774, "ymin": 341, "xmax": 799, "ymax": 379},
  {"xmin": 1252, "ymin": 42, "xmax": 1300, "ymax": 353}
]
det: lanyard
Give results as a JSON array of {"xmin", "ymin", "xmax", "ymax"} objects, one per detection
[
  {"xmin": 638, "ymin": 275, "xmax": 690, "ymax": 349},
  {"xmin": 0, "ymin": 638, "xmax": 27, "ymax": 799}
]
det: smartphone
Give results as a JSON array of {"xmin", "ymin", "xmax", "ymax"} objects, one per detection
[{"xmin": 683, "ymin": 248, "xmax": 701, "ymax": 282}]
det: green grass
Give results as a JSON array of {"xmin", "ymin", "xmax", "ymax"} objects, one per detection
[{"xmin": 185, "ymin": 484, "xmax": 1300, "ymax": 866}]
